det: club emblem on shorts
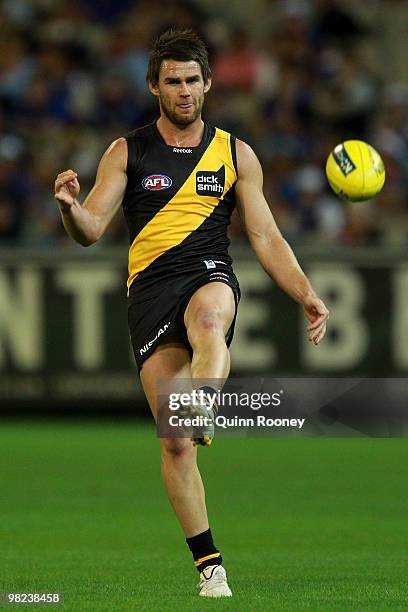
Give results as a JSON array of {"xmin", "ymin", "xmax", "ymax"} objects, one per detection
[
  {"xmin": 196, "ymin": 166, "xmax": 225, "ymax": 196},
  {"xmin": 142, "ymin": 174, "xmax": 173, "ymax": 190}
]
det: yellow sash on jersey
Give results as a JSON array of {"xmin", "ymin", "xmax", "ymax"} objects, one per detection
[{"xmin": 127, "ymin": 127, "xmax": 237, "ymax": 291}]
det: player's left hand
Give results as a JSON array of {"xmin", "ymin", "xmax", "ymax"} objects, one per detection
[{"xmin": 303, "ymin": 295, "xmax": 329, "ymax": 345}]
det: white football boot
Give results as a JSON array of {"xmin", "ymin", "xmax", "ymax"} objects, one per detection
[
  {"xmin": 199, "ymin": 565, "xmax": 232, "ymax": 597},
  {"xmin": 191, "ymin": 398, "xmax": 217, "ymax": 447},
  {"xmin": 178, "ymin": 393, "xmax": 218, "ymax": 447}
]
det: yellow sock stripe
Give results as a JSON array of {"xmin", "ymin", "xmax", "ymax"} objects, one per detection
[
  {"xmin": 194, "ymin": 552, "xmax": 221, "ymax": 567},
  {"xmin": 127, "ymin": 128, "xmax": 236, "ymax": 292}
]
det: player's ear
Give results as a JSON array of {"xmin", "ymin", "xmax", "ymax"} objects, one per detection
[
  {"xmin": 148, "ymin": 81, "xmax": 160, "ymax": 97},
  {"xmin": 204, "ymin": 78, "xmax": 212, "ymax": 94}
]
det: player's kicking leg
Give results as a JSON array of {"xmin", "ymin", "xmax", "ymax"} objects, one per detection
[
  {"xmin": 183, "ymin": 281, "xmax": 236, "ymax": 446},
  {"xmin": 140, "ymin": 342, "xmax": 232, "ymax": 597}
]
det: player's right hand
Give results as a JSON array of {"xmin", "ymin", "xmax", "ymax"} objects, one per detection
[{"xmin": 54, "ymin": 170, "xmax": 80, "ymax": 208}]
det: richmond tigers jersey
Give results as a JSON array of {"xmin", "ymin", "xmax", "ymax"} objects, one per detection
[{"xmin": 123, "ymin": 121, "xmax": 238, "ymax": 296}]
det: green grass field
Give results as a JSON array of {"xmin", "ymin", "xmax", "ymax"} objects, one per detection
[{"xmin": 0, "ymin": 421, "xmax": 407, "ymax": 611}]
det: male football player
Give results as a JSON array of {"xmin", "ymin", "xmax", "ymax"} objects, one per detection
[{"xmin": 54, "ymin": 29, "xmax": 329, "ymax": 598}]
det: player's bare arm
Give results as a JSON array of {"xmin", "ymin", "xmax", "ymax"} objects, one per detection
[
  {"xmin": 54, "ymin": 138, "xmax": 128, "ymax": 246},
  {"xmin": 235, "ymin": 140, "xmax": 329, "ymax": 345}
]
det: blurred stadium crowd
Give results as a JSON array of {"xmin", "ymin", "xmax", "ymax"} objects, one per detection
[{"xmin": 1, "ymin": 0, "xmax": 408, "ymax": 248}]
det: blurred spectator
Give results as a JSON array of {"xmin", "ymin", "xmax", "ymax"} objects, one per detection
[
  {"xmin": 312, "ymin": 0, "xmax": 367, "ymax": 47},
  {"xmin": 0, "ymin": 134, "xmax": 28, "ymax": 244},
  {"xmin": 293, "ymin": 164, "xmax": 346, "ymax": 241},
  {"xmin": 212, "ymin": 28, "xmax": 260, "ymax": 91},
  {"xmin": 315, "ymin": 48, "xmax": 379, "ymax": 139},
  {"xmin": 0, "ymin": 30, "xmax": 37, "ymax": 114}
]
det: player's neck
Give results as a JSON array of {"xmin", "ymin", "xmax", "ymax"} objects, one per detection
[{"xmin": 156, "ymin": 116, "xmax": 205, "ymax": 147}]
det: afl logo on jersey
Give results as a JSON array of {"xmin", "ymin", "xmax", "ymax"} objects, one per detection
[{"xmin": 142, "ymin": 174, "xmax": 172, "ymax": 191}]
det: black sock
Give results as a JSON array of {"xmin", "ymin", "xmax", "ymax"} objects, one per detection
[{"xmin": 186, "ymin": 528, "xmax": 223, "ymax": 572}]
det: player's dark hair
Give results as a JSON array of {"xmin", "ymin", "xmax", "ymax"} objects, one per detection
[{"xmin": 147, "ymin": 28, "xmax": 211, "ymax": 86}]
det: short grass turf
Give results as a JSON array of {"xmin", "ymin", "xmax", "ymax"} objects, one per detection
[{"xmin": 0, "ymin": 422, "xmax": 407, "ymax": 612}]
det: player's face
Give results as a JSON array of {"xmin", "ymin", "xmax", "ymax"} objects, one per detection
[{"xmin": 150, "ymin": 60, "xmax": 211, "ymax": 126}]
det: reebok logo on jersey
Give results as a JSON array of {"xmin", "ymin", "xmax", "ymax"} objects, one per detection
[
  {"xmin": 142, "ymin": 174, "xmax": 172, "ymax": 190},
  {"xmin": 173, "ymin": 147, "xmax": 192, "ymax": 154},
  {"xmin": 196, "ymin": 166, "xmax": 225, "ymax": 196}
]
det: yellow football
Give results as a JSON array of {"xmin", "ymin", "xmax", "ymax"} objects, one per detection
[{"xmin": 326, "ymin": 140, "xmax": 385, "ymax": 202}]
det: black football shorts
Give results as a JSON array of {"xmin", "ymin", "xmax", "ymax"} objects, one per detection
[{"xmin": 128, "ymin": 260, "xmax": 240, "ymax": 371}]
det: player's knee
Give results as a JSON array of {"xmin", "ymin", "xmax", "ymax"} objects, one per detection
[
  {"xmin": 161, "ymin": 438, "xmax": 195, "ymax": 462},
  {"xmin": 189, "ymin": 304, "xmax": 223, "ymax": 338}
]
